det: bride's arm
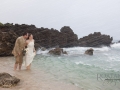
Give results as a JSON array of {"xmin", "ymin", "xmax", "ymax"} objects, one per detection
[
  {"xmin": 33, "ymin": 39, "xmax": 36, "ymax": 52},
  {"xmin": 33, "ymin": 48, "xmax": 36, "ymax": 52}
]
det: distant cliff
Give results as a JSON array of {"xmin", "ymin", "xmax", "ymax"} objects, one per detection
[{"xmin": 79, "ymin": 32, "xmax": 113, "ymax": 47}]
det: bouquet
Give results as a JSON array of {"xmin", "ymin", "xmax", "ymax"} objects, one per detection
[{"xmin": 22, "ymin": 48, "xmax": 29, "ymax": 56}]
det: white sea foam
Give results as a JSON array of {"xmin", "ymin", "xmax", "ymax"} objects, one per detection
[
  {"xmin": 37, "ymin": 46, "xmax": 111, "ymax": 56},
  {"xmin": 75, "ymin": 61, "xmax": 92, "ymax": 66},
  {"xmin": 36, "ymin": 46, "xmax": 120, "ymax": 71},
  {"xmin": 111, "ymin": 43, "xmax": 120, "ymax": 49},
  {"xmin": 75, "ymin": 61, "xmax": 84, "ymax": 65},
  {"xmin": 63, "ymin": 46, "xmax": 110, "ymax": 56},
  {"xmin": 93, "ymin": 46, "xmax": 110, "ymax": 51}
]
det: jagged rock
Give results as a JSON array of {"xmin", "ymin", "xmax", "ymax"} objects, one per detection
[
  {"xmin": 60, "ymin": 26, "xmax": 78, "ymax": 47},
  {"xmin": 79, "ymin": 32, "xmax": 113, "ymax": 47},
  {"xmin": 49, "ymin": 48, "xmax": 63, "ymax": 55},
  {"xmin": 0, "ymin": 23, "xmax": 113, "ymax": 56},
  {"xmin": 85, "ymin": 48, "xmax": 94, "ymax": 55},
  {"xmin": 49, "ymin": 48, "xmax": 67, "ymax": 55},
  {"xmin": 0, "ymin": 72, "xmax": 20, "ymax": 88},
  {"xmin": 0, "ymin": 23, "xmax": 78, "ymax": 56},
  {"xmin": 60, "ymin": 26, "xmax": 74, "ymax": 34}
]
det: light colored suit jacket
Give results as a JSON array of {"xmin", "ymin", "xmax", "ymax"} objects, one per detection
[{"xmin": 12, "ymin": 36, "xmax": 26, "ymax": 56}]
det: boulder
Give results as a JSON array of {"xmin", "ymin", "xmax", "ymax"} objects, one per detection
[
  {"xmin": 49, "ymin": 48, "xmax": 67, "ymax": 55},
  {"xmin": 85, "ymin": 48, "xmax": 94, "ymax": 55},
  {"xmin": 0, "ymin": 72, "xmax": 20, "ymax": 88},
  {"xmin": 41, "ymin": 47, "xmax": 46, "ymax": 51},
  {"xmin": 79, "ymin": 32, "xmax": 113, "ymax": 47}
]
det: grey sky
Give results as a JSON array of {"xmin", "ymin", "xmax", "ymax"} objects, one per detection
[{"xmin": 0, "ymin": 0, "xmax": 120, "ymax": 40}]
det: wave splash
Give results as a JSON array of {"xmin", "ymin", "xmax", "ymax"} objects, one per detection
[{"xmin": 111, "ymin": 43, "xmax": 120, "ymax": 49}]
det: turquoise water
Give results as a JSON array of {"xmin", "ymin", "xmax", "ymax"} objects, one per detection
[{"xmin": 33, "ymin": 43, "xmax": 120, "ymax": 90}]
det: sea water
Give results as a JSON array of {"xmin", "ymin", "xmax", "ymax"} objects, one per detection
[{"xmin": 33, "ymin": 43, "xmax": 120, "ymax": 90}]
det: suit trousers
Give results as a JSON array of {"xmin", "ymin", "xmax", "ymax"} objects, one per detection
[{"xmin": 15, "ymin": 53, "xmax": 23, "ymax": 65}]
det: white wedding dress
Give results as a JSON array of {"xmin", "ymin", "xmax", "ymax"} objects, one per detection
[{"xmin": 25, "ymin": 40, "xmax": 36, "ymax": 67}]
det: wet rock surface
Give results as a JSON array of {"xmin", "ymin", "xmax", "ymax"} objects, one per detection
[
  {"xmin": 49, "ymin": 48, "xmax": 67, "ymax": 55},
  {"xmin": 0, "ymin": 72, "xmax": 20, "ymax": 88},
  {"xmin": 85, "ymin": 48, "xmax": 94, "ymax": 55}
]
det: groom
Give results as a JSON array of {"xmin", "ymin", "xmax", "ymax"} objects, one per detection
[{"xmin": 12, "ymin": 32, "xmax": 28, "ymax": 70}]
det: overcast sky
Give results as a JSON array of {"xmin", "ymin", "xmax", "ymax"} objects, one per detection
[{"xmin": 0, "ymin": 0, "xmax": 120, "ymax": 40}]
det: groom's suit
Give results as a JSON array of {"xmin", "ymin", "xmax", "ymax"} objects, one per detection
[{"xmin": 12, "ymin": 36, "xmax": 26, "ymax": 64}]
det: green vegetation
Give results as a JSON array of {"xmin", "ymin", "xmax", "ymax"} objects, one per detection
[{"xmin": 0, "ymin": 22, "xmax": 4, "ymax": 26}]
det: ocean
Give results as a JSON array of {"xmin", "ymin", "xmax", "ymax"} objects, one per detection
[{"xmin": 33, "ymin": 43, "xmax": 120, "ymax": 90}]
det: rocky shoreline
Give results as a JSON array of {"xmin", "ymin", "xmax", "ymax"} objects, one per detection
[{"xmin": 0, "ymin": 23, "xmax": 113, "ymax": 56}]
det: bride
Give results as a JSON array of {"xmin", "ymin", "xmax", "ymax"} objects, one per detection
[{"xmin": 25, "ymin": 33, "xmax": 36, "ymax": 70}]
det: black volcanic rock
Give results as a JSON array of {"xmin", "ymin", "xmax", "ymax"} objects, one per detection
[
  {"xmin": 49, "ymin": 48, "xmax": 67, "ymax": 55},
  {"xmin": 60, "ymin": 26, "xmax": 74, "ymax": 34},
  {"xmin": 60, "ymin": 26, "xmax": 78, "ymax": 47},
  {"xmin": 79, "ymin": 32, "xmax": 113, "ymax": 47},
  {"xmin": 0, "ymin": 23, "xmax": 113, "ymax": 56},
  {"xmin": 0, "ymin": 72, "xmax": 20, "ymax": 88},
  {"xmin": 85, "ymin": 48, "xmax": 94, "ymax": 55},
  {"xmin": 0, "ymin": 23, "xmax": 78, "ymax": 56},
  {"xmin": 0, "ymin": 30, "xmax": 18, "ymax": 56}
]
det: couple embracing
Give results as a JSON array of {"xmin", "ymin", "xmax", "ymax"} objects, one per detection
[{"xmin": 12, "ymin": 32, "xmax": 36, "ymax": 71}]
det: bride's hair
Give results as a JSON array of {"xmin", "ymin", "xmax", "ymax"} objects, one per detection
[{"xmin": 27, "ymin": 33, "xmax": 32, "ymax": 40}]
